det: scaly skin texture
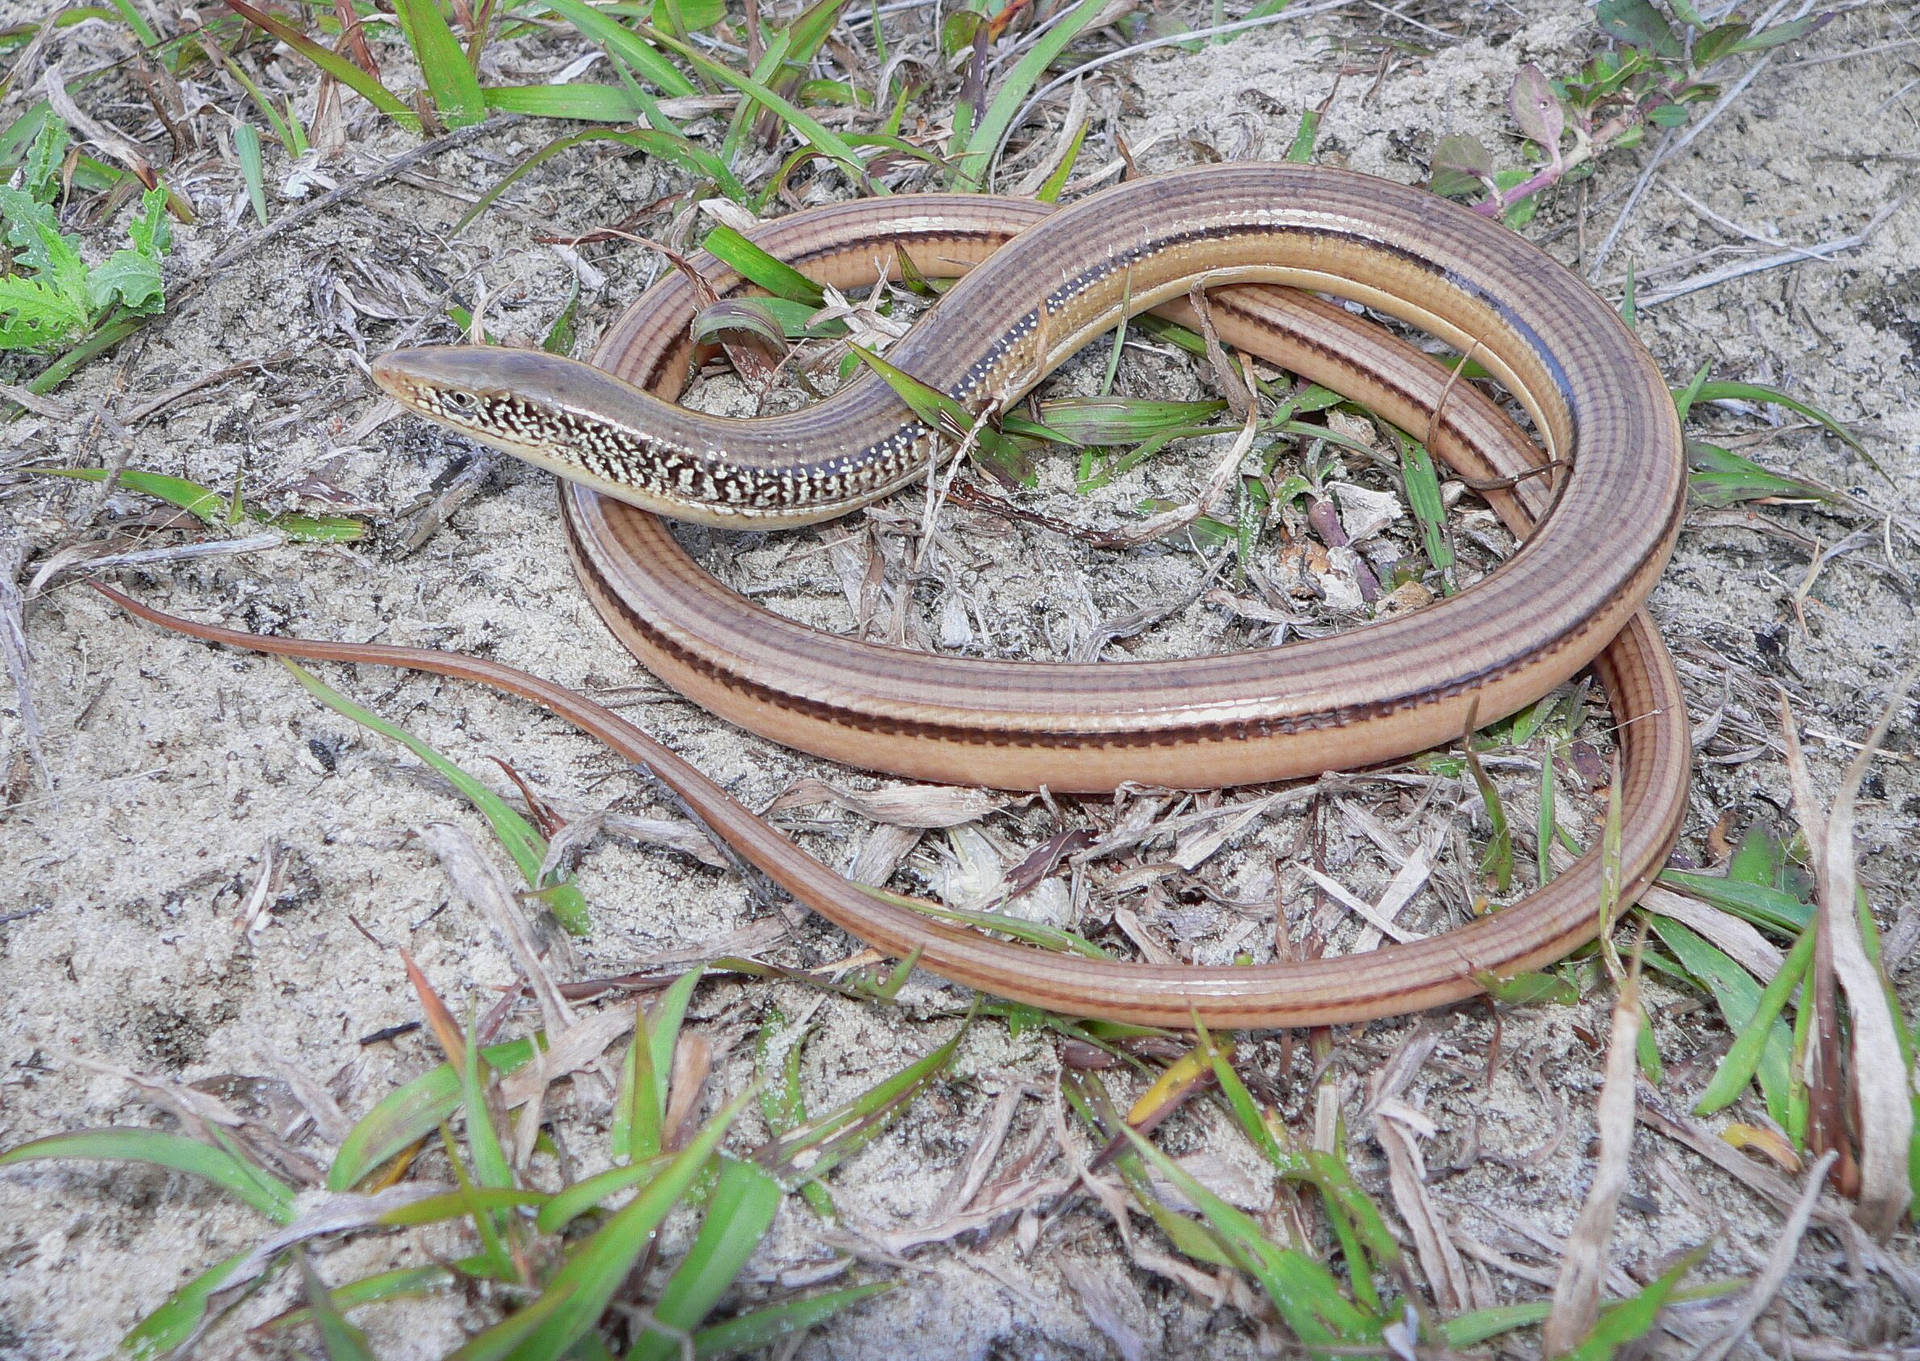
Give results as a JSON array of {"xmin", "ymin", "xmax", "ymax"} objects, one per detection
[
  {"xmin": 372, "ymin": 167, "xmax": 1684, "ymax": 793},
  {"xmin": 113, "ymin": 169, "xmax": 1690, "ymax": 1027}
]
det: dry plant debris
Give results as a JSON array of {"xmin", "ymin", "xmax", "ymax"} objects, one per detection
[{"xmin": 1, "ymin": 0, "xmax": 1917, "ymax": 1357}]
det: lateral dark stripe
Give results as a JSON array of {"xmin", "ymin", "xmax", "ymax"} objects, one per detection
[{"xmin": 568, "ymin": 498, "xmax": 1647, "ymax": 752}]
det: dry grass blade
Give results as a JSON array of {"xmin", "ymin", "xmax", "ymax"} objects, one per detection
[
  {"xmin": 1779, "ymin": 673, "xmax": 1918, "ymax": 1237},
  {"xmin": 498, "ymin": 1008, "xmax": 635, "ymax": 1107},
  {"xmin": 1542, "ymin": 971, "xmax": 1642, "ymax": 1353},
  {"xmin": 1367, "ymin": 1029, "xmax": 1473, "ymax": 1313},
  {"xmin": 764, "ymin": 776, "xmax": 1009, "ymax": 828},
  {"xmin": 1689, "ymin": 1149, "xmax": 1839, "ymax": 1361},
  {"xmin": 399, "ymin": 947, "xmax": 468, "ymax": 1069},
  {"xmin": 0, "ymin": 540, "xmax": 47, "ymax": 787},
  {"xmin": 418, "ymin": 822, "xmax": 578, "ymax": 1037},
  {"xmin": 1640, "ymin": 883, "xmax": 1786, "ymax": 980}
]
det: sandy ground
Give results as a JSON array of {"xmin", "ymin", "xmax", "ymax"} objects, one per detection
[{"xmin": 2, "ymin": 0, "xmax": 1918, "ymax": 1357}]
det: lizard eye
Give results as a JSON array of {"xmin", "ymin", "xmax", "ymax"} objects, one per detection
[{"xmin": 442, "ymin": 390, "xmax": 481, "ymax": 415}]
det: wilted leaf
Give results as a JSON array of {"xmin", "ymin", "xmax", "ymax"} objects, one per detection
[
  {"xmin": 1429, "ymin": 133, "xmax": 1493, "ymax": 199},
  {"xmin": 1595, "ymin": 0, "xmax": 1681, "ymax": 56},
  {"xmin": 1508, "ymin": 64, "xmax": 1564, "ymax": 160}
]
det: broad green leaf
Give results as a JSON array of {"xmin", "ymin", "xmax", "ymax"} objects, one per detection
[
  {"xmin": 0, "ymin": 274, "xmax": 86, "ymax": 349},
  {"xmin": 87, "ymin": 244, "xmax": 164, "ymax": 316},
  {"xmin": 0, "ymin": 185, "xmax": 85, "ymax": 290},
  {"xmin": 1595, "ymin": 0, "xmax": 1681, "ymax": 56},
  {"xmin": 1430, "ymin": 132, "xmax": 1493, "ymax": 199},
  {"xmin": 20, "ymin": 114, "xmax": 70, "ymax": 203}
]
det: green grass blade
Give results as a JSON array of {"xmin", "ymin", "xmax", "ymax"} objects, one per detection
[
  {"xmin": 25, "ymin": 466, "xmax": 362, "ymax": 540},
  {"xmin": 261, "ymin": 1266, "xmax": 457, "ymax": 1333},
  {"xmin": 692, "ymin": 1282, "xmax": 893, "ymax": 1356},
  {"xmin": 328, "ymin": 1038, "xmax": 536, "ymax": 1191},
  {"xmin": 223, "ymin": 0, "xmax": 419, "ymax": 131},
  {"xmin": 718, "ymin": 28, "xmax": 792, "ymax": 168},
  {"xmin": 537, "ymin": 0, "xmax": 697, "ymax": 96},
  {"xmin": 759, "ymin": 1020, "xmax": 968, "ymax": 1186},
  {"xmin": 1685, "ymin": 440, "xmax": 1840, "ymax": 508},
  {"xmin": 641, "ymin": 25, "xmax": 872, "ymax": 187},
  {"xmin": 280, "ymin": 661, "xmax": 591, "ymax": 933},
  {"xmin": 454, "ymin": 127, "xmax": 745, "ymax": 237},
  {"xmin": 1565, "ymin": 1243, "xmax": 1709, "ymax": 1360},
  {"xmin": 451, "ymin": 1088, "xmax": 754, "ymax": 1359},
  {"xmin": 1652, "ymin": 918, "xmax": 1791, "ymax": 1125},
  {"xmin": 1688, "ymin": 923, "xmax": 1812, "ymax": 1119},
  {"xmin": 613, "ymin": 967, "xmax": 704, "ymax": 1162},
  {"xmin": 1037, "ymin": 397, "xmax": 1228, "ymax": 443},
  {"xmin": 298, "ymin": 1253, "xmax": 378, "ymax": 1361},
  {"xmin": 0, "ymin": 1129, "xmax": 296, "ymax": 1224},
  {"xmin": 460, "ymin": 1019, "xmax": 515, "ymax": 1191},
  {"xmin": 375, "ymin": 1186, "xmax": 547, "ymax": 1226},
  {"xmin": 699, "ymin": 224, "xmax": 827, "ymax": 305},
  {"xmin": 1657, "ymin": 869, "xmax": 1813, "ymax": 934},
  {"xmin": 234, "ymin": 122, "xmax": 268, "ymax": 225},
  {"xmin": 481, "ymin": 84, "xmax": 647, "ymax": 121},
  {"xmin": 1286, "ymin": 104, "xmax": 1321, "ymax": 162},
  {"xmin": 629, "ymin": 1156, "xmax": 783, "ymax": 1361},
  {"xmin": 954, "ymin": 0, "xmax": 1109, "ymax": 190},
  {"xmin": 1537, "ymin": 750, "xmax": 1557, "ymax": 886},
  {"xmin": 1394, "ymin": 429, "xmax": 1455, "ymax": 592},
  {"xmin": 862, "ymin": 882, "xmax": 1111, "ymax": 957},
  {"xmin": 392, "ymin": 0, "xmax": 486, "ymax": 126},
  {"xmin": 29, "ymin": 466, "xmax": 226, "ymax": 521},
  {"xmin": 120, "ymin": 1247, "xmax": 256, "ymax": 1359},
  {"xmin": 534, "ymin": 1156, "xmax": 670, "ymax": 1233},
  {"xmin": 1685, "ymin": 378, "xmax": 1870, "ymax": 459},
  {"xmin": 1036, "ymin": 115, "xmax": 1090, "ymax": 202},
  {"xmin": 1117, "ymin": 1123, "xmax": 1380, "ymax": 1346}
]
